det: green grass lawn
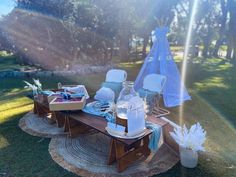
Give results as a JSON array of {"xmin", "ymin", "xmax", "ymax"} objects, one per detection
[{"xmin": 1, "ymin": 53, "xmax": 236, "ymax": 177}]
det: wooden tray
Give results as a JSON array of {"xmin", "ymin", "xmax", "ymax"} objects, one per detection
[{"xmin": 49, "ymin": 96, "xmax": 86, "ymax": 111}]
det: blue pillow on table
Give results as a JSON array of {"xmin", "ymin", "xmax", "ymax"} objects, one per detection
[{"xmin": 101, "ymin": 82, "xmax": 123, "ymax": 101}]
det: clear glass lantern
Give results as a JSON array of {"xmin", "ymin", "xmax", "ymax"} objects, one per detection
[{"xmin": 116, "ymin": 81, "xmax": 138, "ymax": 119}]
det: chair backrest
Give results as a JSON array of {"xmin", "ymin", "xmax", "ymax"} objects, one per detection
[
  {"xmin": 105, "ymin": 69, "xmax": 127, "ymax": 83},
  {"xmin": 143, "ymin": 74, "xmax": 167, "ymax": 93}
]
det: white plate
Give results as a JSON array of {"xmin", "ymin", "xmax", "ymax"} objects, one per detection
[{"xmin": 105, "ymin": 127, "xmax": 146, "ymax": 139}]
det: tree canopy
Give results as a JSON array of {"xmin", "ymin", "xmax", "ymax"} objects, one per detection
[{"xmin": 0, "ymin": 0, "xmax": 236, "ymax": 69}]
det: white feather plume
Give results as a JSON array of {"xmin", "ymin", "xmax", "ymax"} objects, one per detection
[
  {"xmin": 23, "ymin": 81, "xmax": 37, "ymax": 91},
  {"xmin": 170, "ymin": 122, "xmax": 206, "ymax": 152},
  {"xmin": 33, "ymin": 78, "xmax": 42, "ymax": 90}
]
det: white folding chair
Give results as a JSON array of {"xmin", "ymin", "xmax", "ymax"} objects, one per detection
[
  {"xmin": 143, "ymin": 74, "xmax": 167, "ymax": 94},
  {"xmin": 142, "ymin": 74, "xmax": 167, "ymax": 115},
  {"xmin": 105, "ymin": 69, "xmax": 127, "ymax": 83}
]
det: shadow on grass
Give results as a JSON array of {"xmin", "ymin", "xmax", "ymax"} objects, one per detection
[
  {"xmin": 0, "ymin": 74, "xmax": 105, "ymax": 177},
  {"xmin": 119, "ymin": 57, "xmax": 236, "ymax": 130},
  {"xmin": 1, "ymin": 58, "xmax": 236, "ymax": 177},
  {"xmin": 1, "ymin": 111, "xmax": 235, "ymax": 177},
  {"xmin": 183, "ymin": 58, "xmax": 236, "ymax": 127},
  {"xmin": 154, "ymin": 153, "xmax": 236, "ymax": 177},
  {"xmin": 0, "ymin": 112, "xmax": 77, "ymax": 177},
  {"xmin": 0, "ymin": 76, "xmax": 81, "ymax": 177}
]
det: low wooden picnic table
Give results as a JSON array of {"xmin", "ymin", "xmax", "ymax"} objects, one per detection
[{"xmin": 31, "ymin": 95, "xmax": 178, "ymax": 172}]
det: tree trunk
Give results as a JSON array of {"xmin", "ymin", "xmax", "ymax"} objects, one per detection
[
  {"xmin": 142, "ymin": 35, "xmax": 149, "ymax": 58},
  {"xmin": 202, "ymin": 37, "xmax": 210, "ymax": 57},
  {"xmin": 118, "ymin": 16, "xmax": 130, "ymax": 60},
  {"xmin": 17, "ymin": 53, "xmax": 26, "ymax": 65},
  {"xmin": 119, "ymin": 34, "xmax": 130, "ymax": 60},
  {"xmin": 213, "ymin": 39, "xmax": 223, "ymax": 57},
  {"xmin": 213, "ymin": 0, "xmax": 227, "ymax": 57},
  {"xmin": 117, "ymin": 1, "xmax": 131, "ymax": 61},
  {"xmin": 110, "ymin": 45, "xmax": 114, "ymax": 61},
  {"xmin": 233, "ymin": 44, "xmax": 236, "ymax": 60},
  {"xmin": 227, "ymin": 0, "xmax": 236, "ymax": 60},
  {"xmin": 226, "ymin": 44, "xmax": 233, "ymax": 59},
  {"xmin": 202, "ymin": 46, "xmax": 209, "ymax": 57}
]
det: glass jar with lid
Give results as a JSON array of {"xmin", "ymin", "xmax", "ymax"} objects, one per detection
[{"xmin": 116, "ymin": 81, "xmax": 138, "ymax": 119}]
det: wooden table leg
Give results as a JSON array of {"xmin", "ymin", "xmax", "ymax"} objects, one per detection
[
  {"xmin": 34, "ymin": 101, "xmax": 50, "ymax": 117},
  {"xmin": 36, "ymin": 102, "xmax": 44, "ymax": 116},
  {"xmin": 133, "ymin": 140, "xmax": 141, "ymax": 149},
  {"xmin": 115, "ymin": 140, "xmax": 127, "ymax": 172},
  {"xmin": 33, "ymin": 101, "xmax": 37, "ymax": 114},
  {"xmin": 54, "ymin": 112, "xmax": 66, "ymax": 128},
  {"xmin": 143, "ymin": 136, "xmax": 151, "ymax": 156},
  {"xmin": 65, "ymin": 117, "xmax": 92, "ymax": 137},
  {"xmin": 51, "ymin": 112, "xmax": 56, "ymax": 121},
  {"xmin": 64, "ymin": 116, "xmax": 70, "ymax": 132},
  {"xmin": 46, "ymin": 112, "xmax": 56, "ymax": 124},
  {"xmin": 109, "ymin": 135, "xmax": 151, "ymax": 173},
  {"xmin": 40, "ymin": 106, "xmax": 50, "ymax": 117},
  {"xmin": 108, "ymin": 139, "xmax": 116, "ymax": 165}
]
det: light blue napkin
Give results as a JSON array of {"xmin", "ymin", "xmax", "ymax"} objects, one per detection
[
  {"xmin": 146, "ymin": 121, "xmax": 161, "ymax": 151},
  {"xmin": 71, "ymin": 93, "xmax": 85, "ymax": 98},
  {"xmin": 82, "ymin": 102, "xmax": 115, "ymax": 123},
  {"xmin": 41, "ymin": 90, "xmax": 54, "ymax": 95}
]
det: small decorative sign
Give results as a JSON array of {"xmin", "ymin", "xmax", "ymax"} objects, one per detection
[{"xmin": 127, "ymin": 96, "xmax": 146, "ymax": 137}]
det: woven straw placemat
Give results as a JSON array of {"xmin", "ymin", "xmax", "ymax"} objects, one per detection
[
  {"xmin": 19, "ymin": 111, "xmax": 67, "ymax": 138},
  {"xmin": 49, "ymin": 132, "xmax": 179, "ymax": 177}
]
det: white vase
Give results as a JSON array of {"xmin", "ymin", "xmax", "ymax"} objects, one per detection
[{"xmin": 179, "ymin": 146, "xmax": 198, "ymax": 168}]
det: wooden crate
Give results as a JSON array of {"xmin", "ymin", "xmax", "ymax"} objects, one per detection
[
  {"xmin": 47, "ymin": 93, "xmax": 62, "ymax": 103},
  {"xmin": 47, "ymin": 89, "xmax": 75, "ymax": 103},
  {"xmin": 49, "ymin": 96, "xmax": 86, "ymax": 111}
]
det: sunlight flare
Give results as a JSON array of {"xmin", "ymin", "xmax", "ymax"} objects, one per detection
[{"xmin": 179, "ymin": 0, "xmax": 199, "ymax": 125}]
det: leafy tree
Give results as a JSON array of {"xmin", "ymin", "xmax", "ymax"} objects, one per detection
[
  {"xmin": 226, "ymin": 0, "xmax": 236, "ymax": 60},
  {"xmin": 2, "ymin": 0, "xmax": 236, "ymax": 66},
  {"xmin": 175, "ymin": 0, "xmax": 221, "ymax": 57},
  {"xmin": 213, "ymin": 0, "xmax": 228, "ymax": 57}
]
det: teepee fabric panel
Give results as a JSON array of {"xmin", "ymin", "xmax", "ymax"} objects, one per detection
[{"xmin": 134, "ymin": 27, "xmax": 191, "ymax": 107}]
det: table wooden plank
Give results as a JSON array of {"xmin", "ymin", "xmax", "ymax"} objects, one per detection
[
  {"xmin": 29, "ymin": 93, "xmax": 179, "ymax": 172},
  {"xmin": 30, "ymin": 96, "xmax": 170, "ymax": 147},
  {"xmin": 108, "ymin": 139, "xmax": 116, "ymax": 165},
  {"xmin": 62, "ymin": 110, "xmax": 152, "ymax": 146}
]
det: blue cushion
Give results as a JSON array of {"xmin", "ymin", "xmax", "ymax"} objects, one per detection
[{"xmin": 101, "ymin": 82, "xmax": 123, "ymax": 101}]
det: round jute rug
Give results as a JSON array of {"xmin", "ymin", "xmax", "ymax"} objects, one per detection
[
  {"xmin": 19, "ymin": 112, "xmax": 67, "ymax": 138},
  {"xmin": 49, "ymin": 132, "xmax": 179, "ymax": 177}
]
